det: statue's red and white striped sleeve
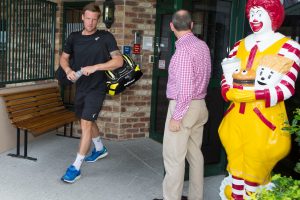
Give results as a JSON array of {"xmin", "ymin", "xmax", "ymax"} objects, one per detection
[
  {"xmin": 228, "ymin": 41, "xmax": 241, "ymax": 58},
  {"xmin": 256, "ymin": 39, "xmax": 300, "ymax": 107}
]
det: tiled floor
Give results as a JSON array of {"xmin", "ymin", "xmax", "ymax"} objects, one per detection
[{"xmin": 0, "ymin": 133, "xmax": 225, "ymax": 200}]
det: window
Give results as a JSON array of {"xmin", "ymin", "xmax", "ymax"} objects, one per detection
[{"xmin": 0, "ymin": 0, "xmax": 56, "ymax": 86}]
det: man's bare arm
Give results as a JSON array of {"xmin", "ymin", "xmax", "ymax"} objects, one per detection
[
  {"xmin": 59, "ymin": 52, "xmax": 77, "ymax": 81},
  {"xmin": 101, "ymin": 50, "xmax": 123, "ymax": 70},
  {"xmin": 81, "ymin": 50, "xmax": 124, "ymax": 76}
]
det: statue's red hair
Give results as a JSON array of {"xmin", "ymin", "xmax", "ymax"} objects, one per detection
[{"xmin": 245, "ymin": 0, "xmax": 285, "ymax": 31}]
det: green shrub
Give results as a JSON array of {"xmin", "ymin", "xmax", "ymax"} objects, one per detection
[
  {"xmin": 250, "ymin": 174, "xmax": 300, "ymax": 200},
  {"xmin": 251, "ymin": 109, "xmax": 300, "ymax": 200},
  {"xmin": 283, "ymin": 108, "xmax": 300, "ymax": 173}
]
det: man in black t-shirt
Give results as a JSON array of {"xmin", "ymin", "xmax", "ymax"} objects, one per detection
[{"xmin": 60, "ymin": 2, "xmax": 123, "ymax": 183}]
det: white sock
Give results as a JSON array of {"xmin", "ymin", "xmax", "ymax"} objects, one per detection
[
  {"xmin": 92, "ymin": 136, "xmax": 104, "ymax": 151},
  {"xmin": 72, "ymin": 153, "xmax": 85, "ymax": 170}
]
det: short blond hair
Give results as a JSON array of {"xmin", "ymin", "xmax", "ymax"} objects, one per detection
[{"xmin": 82, "ymin": 2, "xmax": 101, "ymax": 17}]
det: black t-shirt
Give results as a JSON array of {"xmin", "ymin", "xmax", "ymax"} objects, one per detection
[{"xmin": 63, "ymin": 30, "xmax": 119, "ymax": 92}]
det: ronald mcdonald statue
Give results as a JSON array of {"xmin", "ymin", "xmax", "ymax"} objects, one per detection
[{"xmin": 218, "ymin": 0, "xmax": 300, "ymax": 199}]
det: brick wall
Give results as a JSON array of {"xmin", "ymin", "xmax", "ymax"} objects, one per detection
[
  {"xmin": 55, "ymin": 0, "xmax": 63, "ymax": 68},
  {"xmin": 55, "ymin": 0, "xmax": 156, "ymax": 140}
]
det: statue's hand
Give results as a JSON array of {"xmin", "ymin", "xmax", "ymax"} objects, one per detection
[{"xmin": 226, "ymin": 88, "xmax": 256, "ymax": 102}]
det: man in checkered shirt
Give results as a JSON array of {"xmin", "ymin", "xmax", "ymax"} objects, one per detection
[{"xmin": 161, "ymin": 9, "xmax": 211, "ymax": 200}]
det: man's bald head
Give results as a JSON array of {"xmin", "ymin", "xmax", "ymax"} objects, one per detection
[{"xmin": 172, "ymin": 10, "xmax": 192, "ymax": 31}]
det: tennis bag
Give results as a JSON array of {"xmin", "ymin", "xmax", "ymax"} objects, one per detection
[{"xmin": 106, "ymin": 54, "xmax": 143, "ymax": 96}]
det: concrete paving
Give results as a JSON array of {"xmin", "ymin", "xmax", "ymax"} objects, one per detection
[{"xmin": 0, "ymin": 133, "xmax": 225, "ymax": 200}]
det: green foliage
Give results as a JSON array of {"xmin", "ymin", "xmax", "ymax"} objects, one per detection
[
  {"xmin": 283, "ymin": 108, "xmax": 300, "ymax": 173},
  {"xmin": 250, "ymin": 174, "xmax": 300, "ymax": 200},
  {"xmin": 295, "ymin": 162, "xmax": 300, "ymax": 174},
  {"xmin": 287, "ymin": 108, "xmax": 300, "ymax": 141},
  {"xmin": 251, "ymin": 109, "xmax": 300, "ymax": 199}
]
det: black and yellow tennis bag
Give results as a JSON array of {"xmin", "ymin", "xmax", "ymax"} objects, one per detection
[{"xmin": 106, "ymin": 54, "xmax": 143, "ymax": 96}]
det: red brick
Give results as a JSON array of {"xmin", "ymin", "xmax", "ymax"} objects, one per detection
[
  {"xmin": 125, "ymin": 12, "xmax": 138, "ymax": 18},
  {"xmin": 121, "ymin": 124, "xmax": 132, "ymax": 129},
  {"xmin": 133, "ymin": 123, "xmax": 145, "ymax": 128},
  {"xmin": 127, "ymin": 118, "xmax": 139, "ymax": 122},
  {"xmin": 105, "ymin": 134, "xmax": 118, "ymax": 139},
  {"xmin": 139, "ymin": 14, "xmax": 151, "ymax": 18},
  {"xmin": 140, "ymin": 117, "xmax": 150, "ymax": 122},
  {"xmin": 132, "ymin": 18, "xmax": 145, "ymax": 23},
  {"xmin": 133, "ymin": 112, "xmax": 146, "ymax": 117},
  {"xmin": 106, "ymin": 123, "xmax": 119, "ymax": 128},
  {"xmin": 125, "ymin": 128, "xmax": 139, "ymax": 133}
]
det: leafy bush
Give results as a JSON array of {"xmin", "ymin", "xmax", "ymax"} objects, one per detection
[
  {"xmin": 283, "ymin": 108, "xmax": 300, "ymax": 173},
  {"xmin": 250, "ymin": 174, "xmax": 300, "ymax": 200},
  {"xmin": 251, "ymin": 109, "xmax": 300, "ymax": 200}
]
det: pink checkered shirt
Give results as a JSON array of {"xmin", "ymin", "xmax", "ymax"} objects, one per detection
[{"xmin": 166, "ymin": 32, "xmax": 211, "ymax": 120}]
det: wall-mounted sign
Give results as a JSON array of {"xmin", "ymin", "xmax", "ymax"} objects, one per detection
[
  {"xmin": 123, "ymin": 45, "xmax": 131, "ymax": 55},
  {"xmin": 133, "ymin": 44, "xmax": 141, "ymax": 54},
  {"xmin": 142, "ymin": 36, "xmax": 153, "ymax": 51},
  {"xmin": 158, "ymin": 60, "xmax": 165, "ymax": 69}
]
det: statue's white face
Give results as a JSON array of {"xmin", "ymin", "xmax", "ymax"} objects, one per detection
[{"xmin": 249, "ymin": 6, "xmax": 272, "ymax": 34}]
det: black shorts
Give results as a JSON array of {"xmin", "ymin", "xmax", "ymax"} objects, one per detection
[{"xmin": 74, "ymin": 89, "xmax": 106, "ymax": 121}]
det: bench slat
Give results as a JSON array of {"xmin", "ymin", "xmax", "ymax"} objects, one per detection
[
  {"xmin": 2, "ymin": 87, "xmax": 58, "ymax": 101},
  {"xmin": 11, "ymin": 107, "xmax": 70, "ymax": 128},
  {"xmin": 31, "ymin": 116, "xmax": 78, "ymax": 137},
  {"xmin": 9, "ymin": 106, "xmax": 66, "ymax": 122},
  {"xmin": 17, "ymin": 112, "xmax": 75, "ymax": 131},
  {"xmin": 5, "ymin": 93, "xmax": 60, "ymax": 107},
  {"xmin": 16, "ymin": 109, "xmax": 72, "ymax": 127},
  {"xmin": 7, "ymin": 99, "xmax": 62, "ymax": 113}
]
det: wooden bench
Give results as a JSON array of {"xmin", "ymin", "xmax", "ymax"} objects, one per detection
[{"xmin": 1, "ymin": 86, "xmax": 78, "ymax": 161}]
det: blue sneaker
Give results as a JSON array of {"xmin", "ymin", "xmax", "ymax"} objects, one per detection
[
  {"xmin": 61, "ymin": 165, "xmax": 81, "ymax": 183},
  {"xmin": 85, "ymin": 146, "xmax": 108, "ymax": 163}
]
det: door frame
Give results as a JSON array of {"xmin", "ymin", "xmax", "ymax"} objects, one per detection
[{"xmin": 149, "ymin": 5, "xmax": 174, "ymax": 143}]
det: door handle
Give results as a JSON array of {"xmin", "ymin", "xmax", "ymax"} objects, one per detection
[{"xmin": 155, "ymin": 37, "xmax": 161, "ymax": 55}]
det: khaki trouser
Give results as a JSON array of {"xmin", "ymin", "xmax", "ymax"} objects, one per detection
[{"xmin": 163, "ymin": 100, "xmax": 208, "ymax": 200}]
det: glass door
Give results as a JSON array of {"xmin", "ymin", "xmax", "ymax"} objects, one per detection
[
  {"xmin": 150, "ymin": 0, "xmax": 240, "ymax": 175},
  {"xmin": 191, "ymin": 0, "xmax": 232, "ymax": 175}
]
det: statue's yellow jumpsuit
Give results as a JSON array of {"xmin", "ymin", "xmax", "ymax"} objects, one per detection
[{"xmin": 219, "ymin": 37, "xmax": 291, "ymax": 185}]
